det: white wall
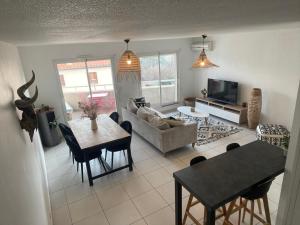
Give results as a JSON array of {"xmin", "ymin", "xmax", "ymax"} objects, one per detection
[
  {"xmin": 18, "ymin": 38, "xmax": 195, "ymax": 122},
  {"xmin": 0, "ymin": 41, "xmax": 51, "ymax": 225},
  {"xmin": 193, "ymin": 28, "xmax": 300, "ymax": 129},
  {"xmin": 276, "ymin": 82, "xmax": 300, "ymax": 225}
]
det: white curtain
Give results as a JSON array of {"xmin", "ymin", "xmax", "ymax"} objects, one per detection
[{"xmin": 115, "ymin": 72, "xmax": 141, "ymax": 117}]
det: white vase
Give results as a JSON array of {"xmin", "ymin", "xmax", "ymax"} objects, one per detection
[{"xmin": 91, "ymin": 119, "xmax": 98, "ymax": 130}]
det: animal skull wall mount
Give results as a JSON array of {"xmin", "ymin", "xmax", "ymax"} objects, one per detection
[{"xmin": 15, "ymin": 71, "xmax": 38, "ymax": 142}]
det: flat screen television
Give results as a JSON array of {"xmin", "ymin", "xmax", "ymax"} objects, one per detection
[{"xmin": 207, "ymin": 79, "xmax": 238, "ymax": 104}]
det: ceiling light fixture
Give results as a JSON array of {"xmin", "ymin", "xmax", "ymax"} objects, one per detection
[
  {"xmin": 192, "ymin": 34, "xmax": 219, "ymax": 69},
  {"xmin": 118, "ymin": 39, "xmax": 141, "ymax": 79}
]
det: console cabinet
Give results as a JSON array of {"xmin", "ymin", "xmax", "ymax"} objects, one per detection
[{"xmin": 195, "ymin": 97, "xmax": 247, "ymax": 124}]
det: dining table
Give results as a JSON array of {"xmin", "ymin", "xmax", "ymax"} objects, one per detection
[
  {"xmin": 69, "ymin": 115, "xmax": 132, "ymax": 186},
  {"xmin": 173, "ymin": 140, "xmax": 286, "ymax": 225}
]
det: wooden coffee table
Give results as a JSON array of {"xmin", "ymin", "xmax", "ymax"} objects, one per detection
[{"xmin": 177, "ymin": 106, "xmax": 209, "ymax": 126}]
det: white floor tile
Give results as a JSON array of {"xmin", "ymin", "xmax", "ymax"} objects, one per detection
[
  {"xmin": 121, "ymin": 176, "xmax": 153, "ymax": 198},
  {"xmin": 144, "ymin": 167, "xmax": 173, "ymax": 188},
  {"xmin": 52, "ymin": 205, "xmax": 71, "ymax": 225},
  {"xmin": 69, "ymin": 195, "xmax": 102, "ymax": 223},
  {"xmin": 73, "ymin": 212, "xmax": 109, "ymax": 225},
  {"xmin": 105, "ymin": 200, "xmax": 141, "ymax": 225},
  {"xmin": 95, "ymin": 185, "xmax": 130, "ymax": 210},
  {"xmin": 132, "ymin": 190, "xmax": 168, "ymax": 216},
  {"xmin": 50, "ymin": 189, "xmax": 67, "ymax": 210},
  {"xmin": 134, "ymin": 158, "xmax": 161, "ymax": 175},
  {"xmin": 145, "ymin": 206, "xmax": 175, "ymax": 225},
  {"xmin": 65, "ymin": 183, "xmax": 94, "ymax": 203}
]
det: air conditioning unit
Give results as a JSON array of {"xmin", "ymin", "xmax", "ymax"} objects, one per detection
[{"xmin": 191, "ymin": 41, "xmax": 213, "ymax": 51}]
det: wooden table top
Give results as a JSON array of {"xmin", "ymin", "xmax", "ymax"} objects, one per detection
[
  {"xmin": 173, "ymin": 140, "xmax": 286, "ymax": 209},
  {"xmin": 69, "ymin": 115, "xmax": 130, "ymax": 150}
]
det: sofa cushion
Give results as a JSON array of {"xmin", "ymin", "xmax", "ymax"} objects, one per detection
[
  {"xmin": 127, "ymin": 99, "xmax": 138, "ymax": 114},
  {"xmin": 137, "ymin": 107, "xmax": 152, "ymax": 121},
  {"xmin": 163, "ymin": 118, "xmax": 185, "ymax": 127},
  {"xmin": 148, "ymin": 115, "xmax": 170, "ymax": 130}
]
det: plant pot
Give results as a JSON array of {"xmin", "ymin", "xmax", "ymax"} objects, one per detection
[
  {"xmin": 91, "ymin": 119, "xmax": 98, "ymax": 130},
  {"xmin": 247, "ymin": 88, "xmax": 262, "ymax": 129}
]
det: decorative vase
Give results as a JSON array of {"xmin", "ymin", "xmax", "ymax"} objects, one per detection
[
  {"xmin": 247, "ymin": 88, "xmax": 262, "ymax": 129},
  {"xmin": 91, "ymin": 118, "xmax": 98, "ymax": 130}
]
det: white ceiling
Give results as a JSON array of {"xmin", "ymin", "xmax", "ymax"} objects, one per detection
[{"xmin": 1, "ymin": 0, "xmax": 300, "ymax": 45}]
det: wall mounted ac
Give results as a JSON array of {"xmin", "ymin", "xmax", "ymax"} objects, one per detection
[{"xmin": 191, "ymin": 41, "xmax": 213, "ymax": 51}]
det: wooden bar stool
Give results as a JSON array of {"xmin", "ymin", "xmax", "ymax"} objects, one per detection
[
  {"xmin": 223, "ymin": 179, "xmax": 273, "ymax": 225},
  {"xmin": 183, "ymin": 156, "xmax": 227, "ymax": 225}
]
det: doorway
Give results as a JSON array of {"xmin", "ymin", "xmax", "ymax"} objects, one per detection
[{"xmin": 56, "ymin": 58, "xmax": 116, "ymax": 121}]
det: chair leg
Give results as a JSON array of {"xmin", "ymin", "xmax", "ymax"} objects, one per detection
[
  {"xmin": 242, "ymin": 199, "xmax": 248, "ymax": 222},
  {"xmin": 81, "ymin": 163, "xmax": 84, "ymax": 183},
  {"xmin": 204, "ymin": 207, "xmax": 207, "ymax": 225},
  {"xmin": 111, "ymin": 152, "xmax": 114, "ymax": 169},
  {"xmin": 98, "ymin": 157, "xmax": 107, "ymax": 172},
  {"xmin": 250, "ymin": 200, "xmax": 255, "ymax": 225},
  {"xmin": 183, "ymin": 194, "xmax": 193, "ymax": 225},
  {"xmin": 224, "ymin": 198, "xmax": 237, "ymax": 224},
  {"xmin": 257, "ymin": 198, "xmax": 262, "ymax": 214},
  {"xmin": 123, "ymin": 150, "xmax": 126, "ymax": 157},
  {"xmin": 262, "ymin": 195, "xmax": 271, "ymax": 225},
  {"xmin": 238, "ymin": 197, "xmax": 242, "ymax": 225},
  {"xmin": 77, "ymin": 162, "xmax": 79, "ymax": 172},
  {"xmin": 72, "ymin": 155, "xmax": 75, "ymax": 164},
  {"xmin": 105, "ymin": 150, "xmax": 107, "ymax": 160}
]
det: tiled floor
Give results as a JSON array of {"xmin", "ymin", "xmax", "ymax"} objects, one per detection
[{"xmin": 45, "ymin": 121, "xmax": 283, "ymax": 225}]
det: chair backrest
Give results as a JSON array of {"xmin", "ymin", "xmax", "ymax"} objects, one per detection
[
  {"xmin": 190, "ymin": 156, "xmax": 207, "ymax": 166},
  {"xmin": 109, "ymin": 112, "xmax": 119, "ymax": 124},
  {"xmin": 64, "ymin": 135, "xmax": 83, "ymax": 160},
  {"xmin": 120, "ymin": 121, "xmax": 132, "ymax": 135},
  {"xmin": 107, "ymin": 121, "xmax": 132, "ymax": 152},
  {"xmin": 59, "ymin": 123, "xmax": 73, "ymax": 137},
  {"xmin": 226, "ymin": 143, "xmax": 240, "ymax": 152},
  {"xmin": 242, "ymin": 179, "xmax": 274, "ymax": 200}
]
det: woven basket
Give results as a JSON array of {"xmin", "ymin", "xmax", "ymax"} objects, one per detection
[{"xmin": 247, "ymin": 88, "xmax": 262, "ymax": 129}]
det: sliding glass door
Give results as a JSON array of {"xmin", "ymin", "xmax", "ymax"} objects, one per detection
[
  {"xmin": 56, "ymin": 59, "xmax": 116, "ymax": 121},
  {"xmin": 140, "ymin": 52, "xmax": 178, "ymax": 107}
]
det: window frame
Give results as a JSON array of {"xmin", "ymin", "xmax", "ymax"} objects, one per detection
[{"xmin": 139, "ymin": 51, "xmax": 180, "ymax": 107}]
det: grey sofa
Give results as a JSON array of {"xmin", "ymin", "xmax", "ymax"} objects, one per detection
[{"xmin": 122, "ymin": 107, "xmax": 197, "ymax": 154}]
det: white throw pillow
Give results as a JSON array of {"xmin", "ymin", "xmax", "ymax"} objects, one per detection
[
  {"xmin": 148, "ymin": 115, "xmax": 170, "ymax": 130},
  {"xmin": 137, "ymin": 107, "xmax": 152, "ymax": 121},
  {"xmin": 127, "ymin": 99, "xmax": 138, "ymax": 114}
]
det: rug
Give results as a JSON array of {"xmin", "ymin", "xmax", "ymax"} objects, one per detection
[{"xmin": 166, "ymin": 112, "xmax": 242, "ymax": 146}]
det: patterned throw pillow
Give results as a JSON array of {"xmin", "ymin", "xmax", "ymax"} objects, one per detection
[{"xmin": 134, "ymin": 97, "xmax": 146, "ymax": 108}]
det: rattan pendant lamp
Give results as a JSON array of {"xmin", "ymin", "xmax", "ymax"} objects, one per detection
[
  {"xmin": 117, "ymin": 39, "xmax": 141, "ymax": 80},
  {"xmin": 192, "ymin": 35, "xmax": 219, "ymax": 68}
]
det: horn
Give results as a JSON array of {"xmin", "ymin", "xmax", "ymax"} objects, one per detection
[
  {"xmin": 17, "ymin": 70, "xmax": 36, "ymax": 100},
  {"xmin": 15, "ymin": 86, "xmax": 38, "ymax": 109}
]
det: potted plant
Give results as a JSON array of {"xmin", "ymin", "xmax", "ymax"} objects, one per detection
[{"xmin": 78, "ymin": 101, "xmax": 99, "ymax": 130}]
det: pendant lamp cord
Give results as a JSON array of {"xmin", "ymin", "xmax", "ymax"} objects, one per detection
[
  {"xmin": 202, "ymin": 34, "xmax": 207, "ymax": 51},
  {"xmin": 125, "ymin": 39, "xmax": 130, "ymax": 50}
]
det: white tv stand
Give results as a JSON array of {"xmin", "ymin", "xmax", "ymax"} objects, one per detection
[{"xmin": 195, "ymin": 97, "xmax": 247, "ymax": 124}]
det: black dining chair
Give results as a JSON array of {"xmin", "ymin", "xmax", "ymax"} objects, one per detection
[
  {"xmin": 224, "ymin": 142, "xmax": 272, "ymax": 225},
  {"xmin": 105, "ymin": 121, "xmax": 132, "ymax": 169},
  {"xmin": 224, "ymin": 179, "xmax": 274, "ymax": 225},
  {"xmin": 109, "ymin": 112, "xmax": 119, "ymax": 123},
  {"xmin": 105, "ymin": 112, "xmax": 120, "ymax": 159},
  {"xmin": 59, "ymin": 123, "xmax": 76, "ymax": 162},
  {"xmin": 226, "ymin": 142, "xmax": 241, "ymax": 151},
  {"xmin": 183, "ymin": 156, "xmax": 227, "ymax": 225},
  {"xmin": 64, "ymin": 135, "xmax": 106, "ymax": 182}
]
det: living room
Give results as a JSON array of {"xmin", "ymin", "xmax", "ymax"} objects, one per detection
[{"xmin": 0, "ymin": 1, "xmax": 300, "ymax": 225}]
